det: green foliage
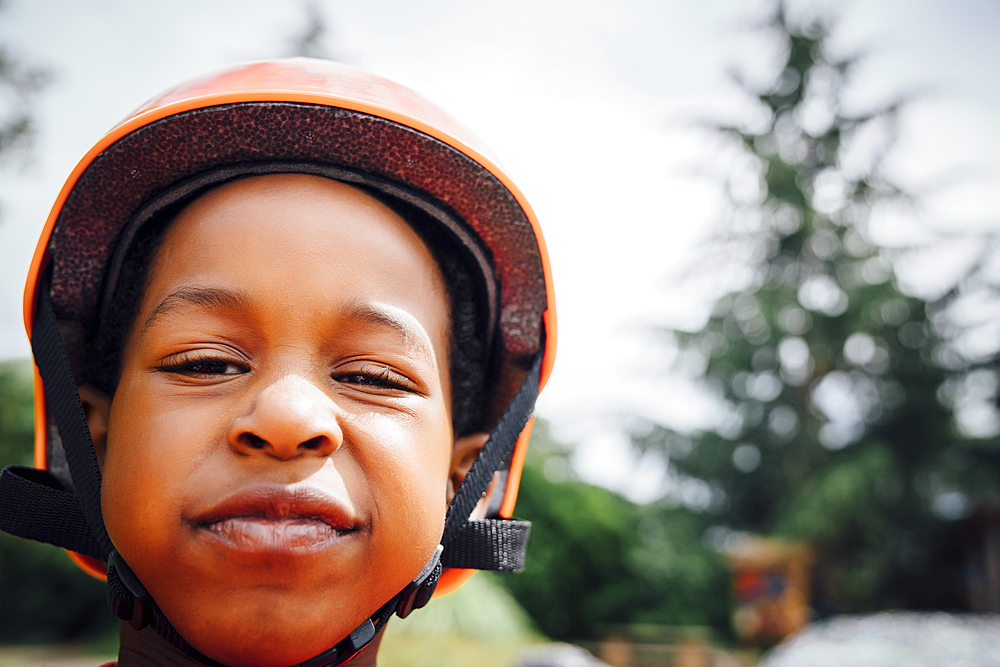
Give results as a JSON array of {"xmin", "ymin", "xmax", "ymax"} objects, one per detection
[
  {"xmin": 0, "ymin": 359, "xmax": 33, "ymax": 465},
  {"xmin": 0, "ymin": 359, "xmax": 116, "ymax": 643},
  {"xmin": 379, "ymin": 571, "xmax": 543, "ymax": 667},
  {"xmin": 499, "ymin": 420, "xmax": 729, "ymax": 641},
  {"xmin": 390, "ymin": 571, "xmax": 540, "ymax": 641},
  {"xmin": 637, "ymin": 6, "xmax": 998, "ymax": 616}
]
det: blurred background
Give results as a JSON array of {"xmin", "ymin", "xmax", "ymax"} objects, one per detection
[{"xmin": 2, "ymin": 0, "xmax": 1000, "ymax": 665}]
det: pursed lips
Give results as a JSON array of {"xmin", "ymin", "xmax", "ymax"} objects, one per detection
[{"xmin": 190, "ymin": 484, "xmax": 360, "ymax": 552}]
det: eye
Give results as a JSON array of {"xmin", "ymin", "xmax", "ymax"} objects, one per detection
[
  {"xmin": 333, "ymin": 364, "xmax": 416, "ymax": 392},
  {"xmin": 157, "ymin": 352, "xmax": 249, "ymax": 378}
]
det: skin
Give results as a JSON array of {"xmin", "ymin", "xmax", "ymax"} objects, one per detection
[{"xmin": 82, "ymin": 174, "xmax": 486, "ymax": 667}]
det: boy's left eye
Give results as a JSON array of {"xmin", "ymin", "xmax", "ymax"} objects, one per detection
[{"xmin": 333, "ymin": 365, "xmax": 416, "ymax": 392}]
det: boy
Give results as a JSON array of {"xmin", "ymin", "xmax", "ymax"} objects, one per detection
[{"xmin": 0, "ymin": 58, "xmax": 556, "ymax": 667}]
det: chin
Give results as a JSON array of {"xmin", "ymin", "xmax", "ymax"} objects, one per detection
[
  {"xmin": 196, "ymin": 630, "xmax": 346, "ymax": 667},
  {"xmin": 175, "ymin": 600, "xmax": 366, "ymax": 667}
]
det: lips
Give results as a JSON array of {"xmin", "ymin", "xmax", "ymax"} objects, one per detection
[{"xmin": 190, "ymin": 484, "xmax": 360, "ymax": 553}]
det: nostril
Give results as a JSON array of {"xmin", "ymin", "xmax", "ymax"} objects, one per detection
[
  {"xmin": 243, "ymin": 433, "xmax": 268, "ymax": 449},
  {"xmin": 301, "ymin": 436, "xmax": 324, "ymax": 450},
  {"xmin": 232, "ymin": 428, "xmax": 335, "ymax": 456}
]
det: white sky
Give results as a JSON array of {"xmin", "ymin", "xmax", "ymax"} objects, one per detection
[{"xmin": 1, "ymin": 0, "xmax": 998, "ymax": 501}]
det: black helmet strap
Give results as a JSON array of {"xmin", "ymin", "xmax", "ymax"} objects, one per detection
[
  {"xmin": 440, "ymin": 346, "xmax": 542, "ymax": 556},
  {"xmin": 23, "ymin": 269, "xmax": 114, "ymax": 558},
  {"xmin": 0, "ymin": 268, "xmax": 541, "ymax": 666}
]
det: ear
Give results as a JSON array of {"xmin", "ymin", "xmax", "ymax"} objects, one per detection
[
  {"xmin": 447, "ymin": 432, "xmax": 489, "ymax": 505},
  {"xmin": 78, "ymin": 384, "xmax": 112, "ymax": 470}
]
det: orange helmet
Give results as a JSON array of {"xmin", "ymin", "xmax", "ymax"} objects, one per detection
[{"xmin": 0, "ymin": 58, "xmax": 555, "ymax": 666}]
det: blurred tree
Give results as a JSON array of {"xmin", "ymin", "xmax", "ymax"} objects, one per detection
[
  {"xmin": 501, "ymin": 419, "xmax": 729, "ymax": 641},
  {"xmin": 284, "ymin": 0, "xmax": 341, "ymax": 62},
  {"xmin": 0, "ymin": 9, "xmax": 48, "ymax": 168},
  {"xmin": 635, "ymin": 5, "xmax": 1000, "ymax": 616}
]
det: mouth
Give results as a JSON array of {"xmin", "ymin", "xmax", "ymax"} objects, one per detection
[{"xmin": 191, "ymin": 484, "xmax": 361, "ymax": 553}]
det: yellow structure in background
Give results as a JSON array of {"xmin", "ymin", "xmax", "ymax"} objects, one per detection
[{"xmin": 724, "ymin": 537, "xmax": 813, "ymax": 644}]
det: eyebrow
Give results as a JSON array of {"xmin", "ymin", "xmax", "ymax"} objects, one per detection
[
  {"xmin": 340, "ymin": 301, "xmax": 437, "ymax": 361},
  {"xmin": 139, "ymin": 288, "xmax": 437, "ymax": 361},
  {"xmin": 141, "ymin": 286, "xmax": 253, "ymax": 339}
]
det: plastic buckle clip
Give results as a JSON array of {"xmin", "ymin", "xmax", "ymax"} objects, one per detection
[
  {"xmin": 396, "ymin": 544, "xmax": 444, "ymax": 619},
  {"xmin": 298, "ymin": 619, "xmax": 376, "ymax": 667},
  {"xmin": 108, "ymin": 550, "xmax": 152, "ymax": 631}
]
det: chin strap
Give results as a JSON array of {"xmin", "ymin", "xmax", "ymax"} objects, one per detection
[
  {"xmin": 0, "ymin": 270, "xmax": 542, "ymax": 667},
  {"xmin": 440, "ymin": 347, "xmax": 542, "ymax": 566}
]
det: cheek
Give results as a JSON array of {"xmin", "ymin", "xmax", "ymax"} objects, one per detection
[
  {"xmin": 353, "ymin": 409, "xmax": 453, "ymax": 565},
  {"xmin": 100, "ymin": 380, "xmax": 223, "ymax": 560}
]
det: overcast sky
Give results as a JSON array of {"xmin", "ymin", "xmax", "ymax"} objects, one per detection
[{"xmin": 1, "ymin": 0, "xmax": 998, "ymax": 499}]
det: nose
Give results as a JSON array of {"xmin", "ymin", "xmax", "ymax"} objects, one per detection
[{"xmin": 227, "ymin": 374, "xmax": 343, "ymax": 459}]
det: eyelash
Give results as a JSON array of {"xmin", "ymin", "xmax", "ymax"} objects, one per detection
[
  {"xmin": 333, "ymin": 366, "xmax": 415, "ymax": 392},
  {"xmin": 156, "ymin": 353, "xmax": 247, "ymax": 377}
]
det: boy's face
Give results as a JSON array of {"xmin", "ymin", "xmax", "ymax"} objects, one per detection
[{"xmin": 95, "ymin": 175, "xmax": 458, "ymax": 666}]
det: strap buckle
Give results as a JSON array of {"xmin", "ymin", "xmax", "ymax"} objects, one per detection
[
  {"xmin": 395, "ymin": 544, "xmax": 444, "ymax": 619},
  {"xmin": 108, "ymin": 550, "xmax": 152, "ymax": 631},
  {"xmin": 297, "ymin": 619, "xmax": 376, "ymax": 667}
]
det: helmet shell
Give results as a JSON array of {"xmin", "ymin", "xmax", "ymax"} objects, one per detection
[{"xmin": 23, "ymin": 58, "xmax": 557, "ymax": 589}]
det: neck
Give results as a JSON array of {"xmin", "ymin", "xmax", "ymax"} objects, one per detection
[
  {"xmin": 117, "ymin": 622, "xmax": 384, "ymax": 667},
  {"xmin": 117, "ymin": 624, "xmax": 208, "ymax": 667}
]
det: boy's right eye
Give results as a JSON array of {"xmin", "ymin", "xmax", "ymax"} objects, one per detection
[{"xmin": 156, "ymin": 353, "xmax": 248, "ymax": 378}]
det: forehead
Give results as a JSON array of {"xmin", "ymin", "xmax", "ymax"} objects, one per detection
[
  {"xmin": 164, "ymin": 174, "xmax": 434, "ymax": 268},
  {"xmin": 139, "ymin": 174, "xmax": 451, "ymax": 349}
]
